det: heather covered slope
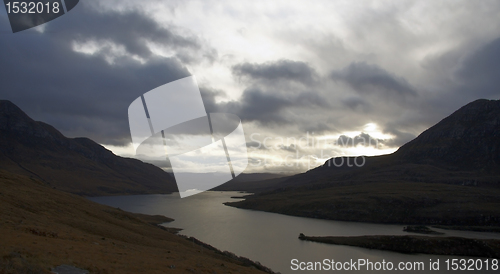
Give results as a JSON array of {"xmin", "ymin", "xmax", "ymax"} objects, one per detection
[
  {"xmin": 0, "ymin": 169, "xmax": 273, "ymax": 274},
  {"xmin": 0, "ymin": 100, "xmax": 177, "ymax": 196},
  {"xmin": 227, "ymin": 99, "xmax": 500, "ymax": 226}
]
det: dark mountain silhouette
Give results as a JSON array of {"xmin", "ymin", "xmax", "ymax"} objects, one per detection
[
  {"xmin": 239, "ymin": 99, "xmax": 500, "ymax": 191},
  {"xmin": 393, "ymin": 99, "xmax": 500, "ymax": 171},
  {"xmin": 0, "ymin": 100, "xmax": 177, "ymax": 196},
  {"xmin": 227, "ymin": 99, "xmax": 500, "ymax": 226}
]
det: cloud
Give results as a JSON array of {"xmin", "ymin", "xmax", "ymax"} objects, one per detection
[
  {"xmin": 199, "ymin": 86, "xmax": 226, "ymax": 113},
  {"xmin": 331, "ymin": 62, "xmax": 417, "ymax": 97},
  {"xmin": 341, "ymin": 97, "xmax": 371, "ymax": 112},
  {"xmin": 50, "ymin": 2, "xmax": 215, "ymax": 64},
  {"xmin": 409, "ymin": 35, "xmax": 500, "ymax": 129},
  {"xmin": 232, "ymin": 59, "xmax": 318, "ymax": 85},
  {"xmin": 220, "ymin": 86, "xmax": 330, "ymax": 127},
  {"xmin": 2, "ymin": 0, "xmax": 500, "ymax": 174},
  {"xmin": 213, "ymin": 59, "xmax": 332, "ymax": 132},
  {"xmin": 278, "ymin": 144, "xmax": 297, "ymax": 153},
  {"xmin": 334, "ymin": 130, "xmax": 416, "ymax": 150},
  {"xmin": 455, "ymin": 37, "xmax": 500, "ymax": 98},
  {"xmin": 0, "ymin": 1, "xmax": 217, "ymax": 146},
  {"xmin": 336, "ymin": 132, "xmax": 381, "ymax": 148}
]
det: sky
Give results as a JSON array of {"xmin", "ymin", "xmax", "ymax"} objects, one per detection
[{"xmin": 1, "ymin": 0, "xmax": 500, "ymax": 174}]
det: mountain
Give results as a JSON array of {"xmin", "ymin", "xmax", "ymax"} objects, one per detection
[
  {"xmin": 393, "ymin": 99, "xmax": 500, "ymax": 171},
  {"xmin": 252, "ymin": 99, "xmax": 500, "ymax": 189},
  {"xmin": 227, "ymin": 99, "xmax": 500, "ymax": 226},
  {"xmin": 0, "ymin": 100, "xmax": 177, "ymax": 196},
  {"xmin": 213, "ymin": 173, "xmax": 288, "ymax": 192}
]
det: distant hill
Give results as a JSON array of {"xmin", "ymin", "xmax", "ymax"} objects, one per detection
[
  {"xmin": 227, "ymin": 99, "xmax": 500, "ymax": 226},
  {"xmin": 0, "ymin": 100, "xmax": 177, "ymax": 196},
  {"xmin": 213, "ymin": 173, "xmax": 288, "ymax": 192}
]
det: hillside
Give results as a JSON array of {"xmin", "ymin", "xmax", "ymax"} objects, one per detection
[
  {"xmin": 227, "ymin": 99, "xmax": 500, "ymax": 226},
  {"xmin": 0, "ymin": 100, "xmax": 177, "ymax": 196},
  {"xmin": 394, "ymin": 99, "xmax": 500, "ymax": 171},
  {"xmin": 213, "ymin": 173, "xmax": 288, "ymax": 192},
  {"xmin": 0, "ymin": 169, "xmax": 273, "ymax": 274}
]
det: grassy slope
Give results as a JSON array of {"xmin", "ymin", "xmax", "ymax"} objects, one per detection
[
  {"xmin": 0, "ymin": 170, "xmax": 272, "ymax": 274},
  {"xmin": 226, "ymin": 181, "xmax": 500, "ymax": 226}
]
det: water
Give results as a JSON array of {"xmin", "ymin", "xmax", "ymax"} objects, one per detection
[{"xmin": 89, "ymin": 192, "xmax": 500, "ymax": 273}]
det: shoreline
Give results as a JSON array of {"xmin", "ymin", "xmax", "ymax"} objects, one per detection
[
  {"xmin": 224, "ymin": 182, "xmax": 500, "ymax": 228},
  {"xmin": 124, "ymin": 210, "xmax": 276, "ymax": 273},
  {"xmin": 225, "ymin": 200, "xmax": 500, "ymax": 233},
  {"xmin": 298, "ymin": 234, "xmax": 500, "ymax": 258},
  {"xmin": 128, "ymin": 211, "xmax": 275, "ymax": 273}
]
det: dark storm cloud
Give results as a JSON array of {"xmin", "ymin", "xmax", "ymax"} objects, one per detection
[
  {"xmin": 2, "ymin": 0, "xmax": 499, "ymax": 158},
  {"xmin": 220, "ymin": 58, "xmax": 419, "ymax": 142},
  {"xmin": 232, "ymin": 59, "xmax": 318, "ymax": 85},
  {"xmin": 412, "ymin": 35, "xmax": 500, "ymax": 130},
  {"xmin": 48, "ymin": 3, "xmax": 215, "ymax": 63},
  {"xmin": 0, "ymin": 2, "xmax": 214, "ymax": 145},
  {"xmin": 455, "ymin": 37, "xmax": 500, "ymax": 98},
  {"xmin": 225, "ymin": 88, "xmax": 292, "ymax": 124},
  {"xmin": 221, "ymin": 87, "xmax": 329, "ymax": 126},
  {"xmin": 217, "ymin": 59, "xmax": 331, "ymax": 132},
  {"xmin": 331, "ymin": 62, "xmax": 417, "ymax": 96},
  {"xmin": 199, "ymin": 87, "xmax": 225, "ymax": 113},
  {"xmin": 341, "ymin": 97, "xmax": 371, "ymax": 112}
]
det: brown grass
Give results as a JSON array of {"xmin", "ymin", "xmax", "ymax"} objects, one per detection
[{"xmin": 0, "ymin": 169, "xmax": 272, "ymax": 274}]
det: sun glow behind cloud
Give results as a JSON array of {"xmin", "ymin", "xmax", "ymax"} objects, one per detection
[{"xmin": 103, "ymin": 122, "xmax": 398, "ymax": 174}]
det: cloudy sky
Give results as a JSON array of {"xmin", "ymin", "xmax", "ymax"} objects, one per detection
[{"xmin": 1, "ymin": 0, "xmax": 500, "ymax": 174}]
